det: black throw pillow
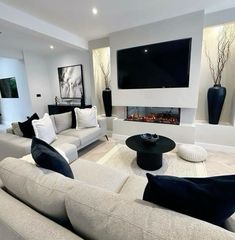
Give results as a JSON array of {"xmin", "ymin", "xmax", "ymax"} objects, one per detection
[
  {"xmin": 143, "ymin": 173, "xmax": 235, "ymax": 226},
  {"xmin": 18, "ymin": 113, "xmax": 39, "ymax": 138},
  {"xmin": 71, "ymin": 110, "xmax": 77, "ymax": 128},
  {"xmin": 31, "ymin": 137, "xmax": 74, "ymax": 179}
]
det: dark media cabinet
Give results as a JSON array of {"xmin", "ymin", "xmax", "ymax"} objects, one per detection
[
  {"xmin": 48, "ymin": 104, "xmax": 92, "ymax": 115},
  {"xmin": 48, "ymin": 104, "xmax": 92, "ymax": 128}
]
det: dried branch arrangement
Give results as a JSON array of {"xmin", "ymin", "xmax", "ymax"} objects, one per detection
[
  {"xmin": 205, "ymin": 24, "xmax": 235, "ymax": 85},
  {"xmin": 94, "ymin": 50, "xmax": 111, "ymax": 89}
]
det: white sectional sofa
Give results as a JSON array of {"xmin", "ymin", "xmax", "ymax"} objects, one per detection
[
  {"xmin": 0, "ymin": 156, "xmax": 235, "ymax": 240},
  {"xmin": 0, "ymin": 111, "xmax": 107, "ymax": 161}
]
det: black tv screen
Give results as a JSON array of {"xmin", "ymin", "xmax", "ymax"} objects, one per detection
[{"xmin": 117, "ymin": 38, "xmax": 192, "ymax": 89}]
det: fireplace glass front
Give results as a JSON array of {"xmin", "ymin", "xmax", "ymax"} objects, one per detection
[{"xmin": 126, "ymin": 107, "xmax": 180, "ymax": 125}]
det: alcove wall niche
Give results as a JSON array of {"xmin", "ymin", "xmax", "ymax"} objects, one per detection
[
  {"xmin": 92, "ymin": 47, "xmax": 111, "ymax": 115},
  {"xmin": 196, "ymin": 22, "xmax": 235, "ymax": 126}
]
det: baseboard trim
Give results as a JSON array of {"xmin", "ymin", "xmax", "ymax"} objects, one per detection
[
  {"xmin": 196, "ymin": 142, "xmax": 235, "ymax": 153},
  {"xmin": 112, "ymin": 133, "xmax": 129, "ymax": 141},
  {"xmin": 112, "ymin": 134, "xmax": 235, "ymax": 153}
]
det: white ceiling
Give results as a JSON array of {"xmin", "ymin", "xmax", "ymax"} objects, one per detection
[
  {"xmin": 1, "ymin": 0, "xmax": 235, "ymax": 41},
  {"xmin": 0, "ymin": 0, "xmax": 235, "ymax": 54},
  {"xmin": 0, "ymin": 19, "xmax": 75, "ymax": 56}
]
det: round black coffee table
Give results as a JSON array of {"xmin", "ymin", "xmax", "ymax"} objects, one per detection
[{"xmin": 126, "ymin": 134, "xmax": 175, "ymax": 170}]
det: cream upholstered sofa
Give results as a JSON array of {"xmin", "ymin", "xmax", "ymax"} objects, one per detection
[
  {"xmin": 0, "ymin": 156, "xmax": 235, "ymax": 240},
  {"xmin": 0, "ymin": 111, "xmax": 107, "ymax": 161}
]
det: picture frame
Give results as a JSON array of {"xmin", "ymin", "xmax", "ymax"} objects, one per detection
[
  {"xmin": 0, "ymin": 77, "xmax": 19, "ymax": 98},
  {"xmin": 58, "ymin": 64, "xmax": 84, "ymax": 99}
]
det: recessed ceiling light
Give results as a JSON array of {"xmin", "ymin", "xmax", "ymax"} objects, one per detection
[
  {"xmin": 50, "ymin": 45, "xmax": 54, "ymax": 50},
  {"xmin": 144, "ymin": 49, "xmax": 148, "ymax": 53},
  {"xmin": 92, "ymin": 7, "xmax": 98, "ymax": 15}
]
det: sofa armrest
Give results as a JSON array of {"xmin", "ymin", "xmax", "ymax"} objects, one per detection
[
  {"xmin": 97, "ymin": 116, "xmax": 107, "ymax": 136},
  {"xmin": 0, "ymin": 133, "xmax": 31, "ymax": 161},
  {"xmin": 55, "ymin": 143, "xmax": 78, "ymax": 164},
  {"xmin": 6, "ymin": 128, "xmax": 14, "ymax": 134},
  {"xmin": 0, "ymin": 189, "xmax": 82, "ymax": 240}
]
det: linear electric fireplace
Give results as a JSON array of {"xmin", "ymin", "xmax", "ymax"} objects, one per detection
[{"xmin": 126, "ymin": 107, "xmax": 180, "ymax": 125}]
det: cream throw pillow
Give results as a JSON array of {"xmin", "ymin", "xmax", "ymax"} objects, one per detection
[
  {"xmin": 32, "ymin": 113, "xmax": 57, "ymax": 144},
  {"xmin": 74, "ymin": 106, "xmax": 98, "ymax": 129}
]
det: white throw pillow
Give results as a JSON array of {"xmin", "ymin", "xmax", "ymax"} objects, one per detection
[
  {"xmin": 32, "ymin": 113, "xmax": 57, "ymax": 144},
  {"xmin": 74, "ymin": 106, "xmax": 98, "ymax": 129}
]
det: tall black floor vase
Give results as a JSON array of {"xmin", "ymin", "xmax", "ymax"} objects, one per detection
[
  {"xmin": 102, "ymin": 88, "xmax": 112, "ymax": 117},
  {"xmin": 207, "ymin": 84, "xmax": 226, "ymax": 124}
]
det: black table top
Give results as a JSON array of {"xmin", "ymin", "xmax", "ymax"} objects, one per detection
[{"xmin": 126, "ymin": 134, "xmax": 176, "ymax": 154}]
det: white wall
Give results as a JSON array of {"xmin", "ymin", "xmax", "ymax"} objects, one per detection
[
  {"xmin": 110, "ymin": 11, "xmax": 204, "ymax": 109},
  {"xmin": 23, "ymin": 51, "xmax": 52, "ymax": 117},
  {"xmin": 46, "ymin": 49, "xmax": 92, "ymax": 106},
  {"xmin": 0, "ymin": 57, "xmax": 32, "ymax": 124}
]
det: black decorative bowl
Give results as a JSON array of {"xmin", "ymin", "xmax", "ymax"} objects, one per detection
[{"xmin": 140, "ymin": 133, "xmax": 159, "ymax": 144}]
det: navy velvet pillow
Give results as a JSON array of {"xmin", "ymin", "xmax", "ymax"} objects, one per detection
[
  {"xmin": 31, "ymin": 137, "xmax": 74, "ymax": 179},
  {"xmin": 143, "ymin": 173, "xmax": 235, "ymax": 226},
  {"xmin": 18, "ymin": 113, "xmax": 39, "ymax": 138}
]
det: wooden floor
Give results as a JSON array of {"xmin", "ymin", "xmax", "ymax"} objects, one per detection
[{"xmin": 78, "ymin": 137, "xmax": 235, "ymax": 177}]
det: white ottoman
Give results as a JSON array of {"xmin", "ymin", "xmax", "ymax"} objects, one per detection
[{"xmin": 177, "ymin": 144, "xmax": 207, "ymax": 162}]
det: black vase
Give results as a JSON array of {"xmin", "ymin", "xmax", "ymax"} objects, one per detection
[
  {"xmin": 207, "ymin": 84, "xmax": 226, "ymax": 124},
  {"xmin": 102, "ymin": 88, "xmax": 112, "ymax": 117}
]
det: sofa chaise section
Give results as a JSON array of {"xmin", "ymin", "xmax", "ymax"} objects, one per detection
[
  {"xmin": 0, "ymin": 188, "xmax": 82, "ymax": 240},
  {"xmin": 0, "ymin": 157, "xmax": 235, "ymax": 240}
]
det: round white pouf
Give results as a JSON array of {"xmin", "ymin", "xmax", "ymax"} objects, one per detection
[{"xmin": 177, "ymin": 144, "xmax": 207, "ymax": 162}]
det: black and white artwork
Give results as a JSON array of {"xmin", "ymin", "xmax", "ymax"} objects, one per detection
[
  {"xmin": 0, "ymin": 77, "xmax": 19, "ymax": 98},
  {"xmin": 58, "ymin": 64, "xmax": 84, "ymax": 99}
]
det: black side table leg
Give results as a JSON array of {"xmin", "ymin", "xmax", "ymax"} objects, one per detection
[{"xmin": 137, "ymin": 152, "xmax": 162, "ymax": 170}]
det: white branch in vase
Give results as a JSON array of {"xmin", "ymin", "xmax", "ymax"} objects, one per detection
[{"xmin": 205, "ymin": 24, "xmax": 235, "ymax": 85}]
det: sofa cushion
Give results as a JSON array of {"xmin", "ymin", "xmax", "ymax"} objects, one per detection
[
  {"xmin": 74, "ymin": 106, "xmax": 98, "ymax": 129},
  {"xmin": 31, "ymin": 137, "xmax": 74, "ymax": 179},
  {"xmin": 51, "ymin": 134, "xmax": 81, "ymax": 149},
  {"xmin": 53, "ymin": 111, "xmax": 72, "ymax": 133},
  {"xmin": 11, "ymin": 122, "xmax": 23, "ymax": 137},
  {"xmin": 18, "ymin": 113, "xmax": 39, "ymax": 138},
  {"xmin": 0, "ymin": 133, "xmax": 31, "ymax": 160},
  {"xmin": 0, "ymin": 157, "xmax": 75, "ymax": 226},
  {"xmin": 32, "ymin": 113, "xmax": 57, "ymax": 144},
  {"xmin": 65, "ymin": 181, "xmax": 235, "ymax": 240},
  {"xmin": 71, "ymin": 159, "xmax": 129, "ymax": 192},
  {"xmin": 55, "ymin": 143, "xmax": 78, "ymax": 164},
  {"xmin": 119, "ymin": 174, "xmax": 147, "ymax": 200},
  {"xmin": 143, "ymin": 173, "xmax": 235, "ymax": 226},
  {"xmin": 0, "ymin": 189, "xmax": 82, "ymax": 240},
  {"xmin": 60, "ymin": 127, "xmax": 101, "ymax": 146}
]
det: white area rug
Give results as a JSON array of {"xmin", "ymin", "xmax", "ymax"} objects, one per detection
[{"xmin": 98, "ymin": 144, "xmax": 207, "ymax": 177}]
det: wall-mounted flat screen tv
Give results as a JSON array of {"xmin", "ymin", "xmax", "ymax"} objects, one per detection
[{"xmin": 117, "ymin": 38, "xmax": 192, "ymax": 89}]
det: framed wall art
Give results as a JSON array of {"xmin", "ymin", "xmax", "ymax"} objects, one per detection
[
  {"xmin": 58, "ymin": 64, "xmax": 84, "ymax": 99},
  {"xmin": 0, "ymin": 77, "xmax": 19, "ymax": 98}
]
